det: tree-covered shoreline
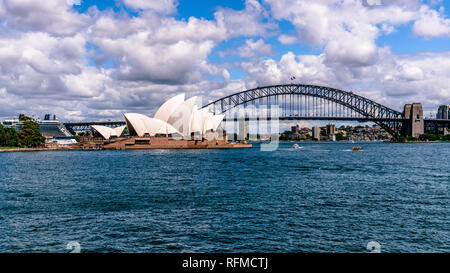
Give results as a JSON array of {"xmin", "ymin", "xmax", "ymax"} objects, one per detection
[
  {"xmin": 0, "ymin": 116, "xmax": 45, "ymax": 148},
  {"xmin": 0, "ymin": 124, "xmax": 19, "ymax": 147}
]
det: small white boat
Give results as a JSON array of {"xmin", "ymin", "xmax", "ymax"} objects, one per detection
[{"xmin": 293, "ymin": 144, "xmax": 302, "ymax": 149}]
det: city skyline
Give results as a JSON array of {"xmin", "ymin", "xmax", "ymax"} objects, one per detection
[{"xmin": 0, "ymin": 0, "xmax": 449, "ymax": 123}]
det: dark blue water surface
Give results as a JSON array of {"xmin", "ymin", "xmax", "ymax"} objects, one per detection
[{"xmin": 0, "ymin": 142, "xmax": 448, "ymax": 252}]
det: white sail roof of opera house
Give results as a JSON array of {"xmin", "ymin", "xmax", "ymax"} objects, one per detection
[
  {"xmin": 92, "ymin": 125, "xmax": 126, "ymax": 140},
  {"xmin": 123, "ymin": 93, "xmax": 225, "ymax": 138},
  {"xmin": 154, "ymin": 93, "xmax": 185, "ymax": 123},
  {"xmin": 190, "ymin": 107, "xmax": 224, "ymax": 134},
  {"xmin": 166, "ymin": 96, "xmax": 198, "ymax": 135},
  {"xmin": 191, "ymin": 107, "xmax": 212, "ymax": 134},
  {"xmin": 124, "ymin": 113, "xmax": 179, "ymax": 137},
  {"xmin": 204, "ymin": 114, "xmax": 225, "ymax": 133}
]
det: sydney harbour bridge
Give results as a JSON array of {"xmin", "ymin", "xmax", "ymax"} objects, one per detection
[{"xmin": 65, "ymin": 84, "xmax": 449, "ymax": 138}]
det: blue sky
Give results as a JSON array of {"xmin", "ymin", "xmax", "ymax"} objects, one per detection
[
  {"xmin": 78, "ymin": 0, "xmax": 450, "ymax": 86},
  {"xmin": 0, "ymin": 0, "xmax": 449, "ymax": 122},
  {"xmin": 73, "ymin": 0, "xmax": 450, "ymax": 54},
  {"xmin": 78, "ymin": 0, "xmax": 450, "ymax": 85}
]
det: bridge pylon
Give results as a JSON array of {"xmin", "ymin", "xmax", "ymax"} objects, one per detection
[{"xmin": 402, "ymin": 103, "xmax": 424, "ymax": 138}]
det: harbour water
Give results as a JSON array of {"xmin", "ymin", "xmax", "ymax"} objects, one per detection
[{"xmin": 0, "ymin": 142, "xmax": 448, "ymax": 252}]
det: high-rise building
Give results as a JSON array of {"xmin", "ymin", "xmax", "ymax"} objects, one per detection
[
  {"xmin": 326, "ymin": 123, "xmax": 336, "ymax": 136},
  {"xmin": 312, "ymin": 126, "xmax": 321, "ymax": 141},
  {"xmin": 291, "ymin": 124, "xmax": 299, "ymax": 134},
  {"xmin": 436, "ymin": 105, "xmax": 450, "ymax": 119}
]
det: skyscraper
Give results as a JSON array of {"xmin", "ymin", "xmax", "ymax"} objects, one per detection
[
  {"xmin": 436, "ymin": 105, "xmax": 450, "ymax": 119},
  {"xmin": 312, "ymin": 126, "xmax": 321, "ymax": 141},
  {"xmin": 326, "ymin": 123, "xmax": 336, "ymax": 135}
]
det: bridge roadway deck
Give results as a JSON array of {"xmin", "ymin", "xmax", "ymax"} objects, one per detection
[
  {"xmin": 223, "ymin": 117, "xmax": 409, "ymax": 122},
  {"xmin": 64, "ymin": 118, "xmax": 447, "ymax": 127},
  {"xmin": 64, "ymin": 121, "xmax": 126, "ymax": 127}
]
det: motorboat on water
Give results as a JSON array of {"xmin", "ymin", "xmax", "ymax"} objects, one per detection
[
  {"xmin": 293, "ymin": 144, "xmax": 303, "ymax": 149},
  {"xmin": 352, "ymin": 146, "xmax": 363, "ymax": 151}
]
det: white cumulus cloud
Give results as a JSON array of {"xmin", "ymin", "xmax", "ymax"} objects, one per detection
[
  {"xmin": 413, "ymin": 5, "xmax": 450, "ymax": 38},
  {"xmin": 123, "ymin": 0, "xmax": 178, "ymax": 14},
  {"xmin": 0, "ymin": 0, "xmax": 92, "ymax": 35}
]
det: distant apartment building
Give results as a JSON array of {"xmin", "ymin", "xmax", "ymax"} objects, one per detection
[
  {"xmin": 291, "ymin": 124, "xmax": 299, "ymax": 134},
  {"xmin": 312, "ymin": 126, "xmax": 321, "ymax": 141},
  {"xmin": 436, "ymin": 105, "xmax": 450, "ymax": 119},
  {"xmin": 300, "ymin": 127, "xmax": 311, "ymax": 136},
  {"xmin": 326, "ymin": 123, "xmax": 336, "ymax": 135}
]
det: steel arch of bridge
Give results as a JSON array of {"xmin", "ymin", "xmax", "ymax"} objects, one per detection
[{"xmin": 202, "ymin": 84, "xmax": 406, "ymax": 137}]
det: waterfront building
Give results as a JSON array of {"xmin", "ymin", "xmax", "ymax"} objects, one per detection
[
  {"xmin": 291, "ymin": 125, "xmax": 299, "ymax": 134},
  {"xmin": 326, "ymin": 123, "xmax": 336, "ymax": 135},
  {"xmin": 312, "ymin": 126, "xmax": 321, "ymax": 141},
  {"xmin": 92, "ymin": 94, "xmax": 225, "ymax": 141},
  {"xmin": 436, "ymin": 105, "xmax": 450, "ymax": 119},
  {"xmin": 83, "ymin": 93, "xmax": 248, "ymax": 150}
]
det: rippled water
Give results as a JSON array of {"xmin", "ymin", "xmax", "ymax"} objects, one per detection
[{"xmin": 0, "ymin": 142, "xmax": 448, "ymax": 253}]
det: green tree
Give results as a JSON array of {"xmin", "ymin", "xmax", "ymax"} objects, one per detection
[
  {"xmin": 280, "ymin": 131, "xmax": 293, "ymax": 140},
  {"xmin": 335, "ymin": 132, "xmax": 346, "ymax": 141},
  {"xmin": 419, "ymin": 133, "xmax": 450, "ymax": 141},
  {"xmin": 419, "ymin": 134, "xmax": 439, "ymax": 141},
  {"xmin": 18, "ymin": 116, "xmax": 45, "ymax": 147},
  {"xmin": 0, "ymin": 124, "xmax": 4, "ymax": 146},
  {"xmin": 0, "ymin": 124, "xmax": 20, "ymax": 147}
]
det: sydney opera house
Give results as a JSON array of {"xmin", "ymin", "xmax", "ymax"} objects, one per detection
[{"xmin": 85, "ymin": 94, "xmax": 251, "ymax": 150}]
